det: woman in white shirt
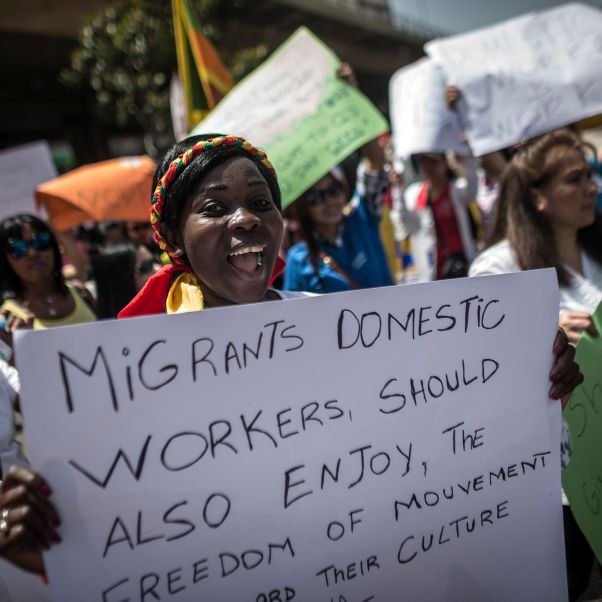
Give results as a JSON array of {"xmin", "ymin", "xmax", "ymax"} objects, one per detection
[
  {"xmin": 469, "ymin": 128, "xmax": 601, "ymax": 601},
  {"xmin": 470, "ymin": 128, "xmax": 602, "ymax": 343}
]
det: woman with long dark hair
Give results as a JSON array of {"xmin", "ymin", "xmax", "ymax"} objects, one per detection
[
  {"xmin": 283, "ymin": 160, "xmax": 393, "ymax": 293},
  {"xmin": 0, "ymin": 214, "xmax": 95, "ymax": 339},
  {"xmin": 283, "ymin": 64, "xmax": 393, "ymax": 293}
]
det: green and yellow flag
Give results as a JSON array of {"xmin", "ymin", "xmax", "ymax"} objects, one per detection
[{"xmin": 172, "ymin": 0, "xmax": 234, "ymax": 130}]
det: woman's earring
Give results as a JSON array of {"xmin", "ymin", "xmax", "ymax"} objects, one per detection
[{"xmin": 530, "ymin": 188, "xmax": 545, "ymax": 212}]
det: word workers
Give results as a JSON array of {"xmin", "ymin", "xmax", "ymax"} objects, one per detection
[{"xmin": 68, "ymin": 398, "xmax": 349, "ymax": 490}]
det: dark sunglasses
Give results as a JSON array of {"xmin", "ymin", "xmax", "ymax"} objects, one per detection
[
  {"xmin": 135, "ymin": 258, "xmax": 156, "ymax": 275},
  {"xmin": 7, "ymin": 232, "xmax": 51, "ymax": 259},
  {"xmin": 304, "ymin": 181, "xmax": 344, "ymax": 206}
]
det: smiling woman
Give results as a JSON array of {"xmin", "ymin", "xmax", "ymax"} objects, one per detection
[
  {"xmin": 175, "ymin": 155, "xmax": 283, "ymax": 307},
  {"xmin": 118, "ymin": 134, "xmax": 308, "ymax": 318}
]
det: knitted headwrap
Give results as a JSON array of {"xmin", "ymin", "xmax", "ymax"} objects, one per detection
[{"xmin": 150, "ymin": 135, "xmax": 277, "ymax": 266}]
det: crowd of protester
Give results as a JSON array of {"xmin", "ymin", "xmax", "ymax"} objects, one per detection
[{"xmin": 0, "ymin": 62, "xmax": 600, "ymax": 600}]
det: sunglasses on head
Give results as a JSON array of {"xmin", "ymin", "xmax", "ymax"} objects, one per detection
[
  {"xmin": 304, "ymin": 180, "xmax": 344, "ymax": 206},
  {"xmin": 7, "ymin": 232, "xmax": 51, "ymax": 259}
]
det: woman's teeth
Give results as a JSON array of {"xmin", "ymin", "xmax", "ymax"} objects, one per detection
[
  {"xmin": 227, "ymin": 246, "xmax": 266, "ymax": 272},
  {"xmin": 229, "ymin": 245, "xmax": 265, "ymax": 256}
]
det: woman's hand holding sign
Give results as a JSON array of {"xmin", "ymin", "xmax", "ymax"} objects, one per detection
[
  {"xmin": 0, "ymin": 465, "xmax": 60, "ymax": 575},
  {"xmin": 550, "ymin": 328, "xmax": 582, "ymax": 409}
]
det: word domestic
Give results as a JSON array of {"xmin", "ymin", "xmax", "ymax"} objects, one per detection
[{"xmin": 338, "ymin": 293, "xmax": 505, "ymax": 349}]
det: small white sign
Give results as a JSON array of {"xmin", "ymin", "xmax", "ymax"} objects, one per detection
[
  {"xmin": 389, "ymin": 58, "xmax": 469, "ymax": 157},
  {"xmin": 0, "ymin": 141, "xmax": 56, "ymax": 221},
  {"xmin": 16, "ymin": 271, "xmax": 566, "ymax": 601}
]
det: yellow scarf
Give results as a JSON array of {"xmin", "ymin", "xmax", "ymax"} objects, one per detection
[{"xmin": 165, "ymin": 272, "xmax": 205, "ymax": 313}]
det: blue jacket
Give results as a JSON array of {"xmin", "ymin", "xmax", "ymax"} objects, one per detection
[{"xmin": 284, "ymin": 194, "xmax": 393, "ymax": 293}]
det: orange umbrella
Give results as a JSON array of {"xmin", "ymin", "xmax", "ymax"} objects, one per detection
[{"xmin": 35, "ymin": 156, "xmax": 156, "ymax": 231}]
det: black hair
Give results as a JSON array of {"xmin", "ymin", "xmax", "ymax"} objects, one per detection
[
  {"xmin": 153, "ymin": 134, "xmax": 282, "ymax": 249},
  {"xmin": 0, "ymin": 213, "xmax": 67, "ymax": 299},
  {"xmin": 90, "ymin": 243, "xmax": 139, "ymax": 319},
  {"xmin": 290, "ymin": 173, "xmax": 347, "ymax": 291}
]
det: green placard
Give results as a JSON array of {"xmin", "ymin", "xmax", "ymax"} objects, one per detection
[
  {"xmin": 266, "ymin": 66, "xmax": 388, "ymax": 208},
  {"xmin": 192, "ymin": 27, "xmax": 389, "ymax": 208},
  {"xmin": 562, "ymin": 302, "xmax": 602, "ymax": 562}
]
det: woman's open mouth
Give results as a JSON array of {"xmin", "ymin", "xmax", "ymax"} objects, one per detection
[{"xmin": 227, "ymin": 245, "xmax": 266, "ymax": 274}]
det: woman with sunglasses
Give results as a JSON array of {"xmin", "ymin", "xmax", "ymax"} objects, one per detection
[
  {"xmin": 0, "ymin": 214, "xmax": 95, "ymax": 344},
  {"xmin": 0, "ymin": 134, "xmax": 582, "ymax": 578},
  {"xmin": 283, "ymin": 64, "xmax": 393, "ymax": 293}
]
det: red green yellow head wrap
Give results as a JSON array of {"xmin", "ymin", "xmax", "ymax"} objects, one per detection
[{"xmin": 150, "ymin": 135, "xmax": 277, "ymax": 266}]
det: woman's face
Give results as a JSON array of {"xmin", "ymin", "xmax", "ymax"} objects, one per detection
[
  {"xmin": 305, "ymin": 174, "xmax": 346, "ymax": 230},
  {"xmin": 176, "ymin": 156, "xmax": 283, "ymax": 307},
  {"xmin": 5, "ymin": 223, "xmax": 55, "ymax": 288},
  {"xmin": 417, "ymin": 154, "xmax": 448, "ymax": 182},
  {"xmin": 535, "ymin": 148, "xmax": 597, "ymax": 233}
]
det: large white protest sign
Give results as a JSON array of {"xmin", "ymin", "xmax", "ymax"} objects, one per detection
[
  {"xmin": 16, "ymin": 270, "xmax": 566, "ymax": 601},
  {"xmin": 389, "ymin": 58, "xmax": 469, "ymax": 158},
  {"xmin": 426, "ymin": 3, "xmax": 602, "ymax": 155},
  {"xmin": 0, "ymin": 141, "xmax": 56, "ymax": 221},
  {"xmin": 191, "ymin": 27, "xmax": 387, "ymax": 207}
]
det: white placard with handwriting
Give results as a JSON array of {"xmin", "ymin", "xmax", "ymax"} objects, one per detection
[
  {"xmin": 0, "ymin": 141, "xmax": 55, "ymax": 221},
  {"xmin": 16, "ymin": 271, "xmax": 566, "ymax": 601},
  {"xmin": 426, "ymin": 3, "xmax": 602, "ymax": 155},
  {"xmin": 389, "ymin": 58, "xmax": 469, "ymax": 158}
]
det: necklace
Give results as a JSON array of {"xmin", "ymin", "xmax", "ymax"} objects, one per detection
[
  {"xmin": 22, "ymin": 294, "xmax": 58, "ymax": 317},
  {"xmin": 45, "ymin": 295, "xmax": 58, "ymax": 317}
]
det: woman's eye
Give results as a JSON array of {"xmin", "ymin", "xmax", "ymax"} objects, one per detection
[
  {"xmin": 253, "ymin": 198, "xmax": 273, "ymax": 210},
  {"xmin": 200, "ymin": 202, "xmax": 225, "ymax": 215}
]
